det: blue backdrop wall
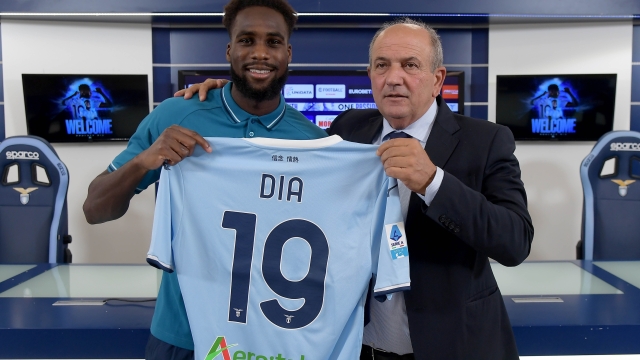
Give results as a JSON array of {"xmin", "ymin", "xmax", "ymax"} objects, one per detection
[
  {"xmin": 3, "ymin": 17, "xmax": 640, "ymax": 140},
  {"xmin": 151, "ymin": 26, "xmax": 489, "ymax": 119},
  {"xmin": 1, "ymin": 0, "xmax": 639, "ymax": 16}
]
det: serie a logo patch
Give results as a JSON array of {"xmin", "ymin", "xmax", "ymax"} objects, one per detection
[{"xmin": 385, "ymin": 222, "xmax": 408, "ymax": 260}]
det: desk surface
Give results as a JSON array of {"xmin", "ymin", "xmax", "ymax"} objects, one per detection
[
  {"xmin": 0, "ymin": 264, "xmax": 160, "ymax": 298},
  {"xmin": 0, "ymin": 264, "xmax": 156, "ymax": 359},
  {"xmin": 593, "ymin": 261, "xmax": 640, "ymax": 289},
  {"xmin": 1, "ymin": 261, "xmax": 640, "ymax": 358},
  {"xmin": 492, "ymin": 262, "xmax": 623, "ymax": 295},
  {"xmin": 0, "ymin": 265, "xmax": 35, "ymax": 283},
  {"xmin": 493, "ymin": 261, "xmax": 640, "ymax": 356}
]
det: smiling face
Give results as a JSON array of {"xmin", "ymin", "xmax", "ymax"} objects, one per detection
[
  {"xmin": 226, "ymin": 6, "xmax": 292, "ymax": 104},
  {"xmin": 368, "ymin": 24, "xmax": 445, "ymax": 129}
]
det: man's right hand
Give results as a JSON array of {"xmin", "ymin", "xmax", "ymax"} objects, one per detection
[
  {"xmin": 135, "ymin": 125, "xmax": 212, "ymax": 170},
  {"xmin": 83, "ymin": 125, "xmax": 211, "ymax": 224},
  {"xmin": 174, "ymin": 78, "xmax": 229, "ymax": 101}
]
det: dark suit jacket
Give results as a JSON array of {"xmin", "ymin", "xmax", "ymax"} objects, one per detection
[{"xmin": 328, "ymin": 96, "xmax": 534, "ymax": 360}]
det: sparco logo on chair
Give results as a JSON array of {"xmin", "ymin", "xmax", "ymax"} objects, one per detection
[{"xmin": 6, "ymin": 151, "xmax": 40, "ymax": 160}]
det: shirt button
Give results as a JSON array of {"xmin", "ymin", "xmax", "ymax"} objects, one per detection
[
  {"xmin": 251, "ymin": 119, "xmax": 257, "ymax": 124},
  {"xmin": 249, "ymin": 132, "xmax": 254, "ymax": 137}
]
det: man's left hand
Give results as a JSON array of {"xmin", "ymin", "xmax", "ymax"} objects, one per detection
[
  {"xmin": 377, "ymin": 138, "xmax": 437, "ymax": 194},
  {"xmin": 174, "ymin": 79, "xmax": 229, "ymax": 101}
]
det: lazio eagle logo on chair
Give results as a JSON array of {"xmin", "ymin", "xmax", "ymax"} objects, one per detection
[
  {"xmin": 13, "ymin": 187, "xmax": 38, "ymax": 205},
  {"xmin": 611, "ymin": 179, "xmax": 636, "ymax": 197}
]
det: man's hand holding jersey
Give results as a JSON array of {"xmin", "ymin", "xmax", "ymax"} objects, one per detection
[{"xmin": 137, "ymin": 125, "xmax": 212, "ymax": 170}]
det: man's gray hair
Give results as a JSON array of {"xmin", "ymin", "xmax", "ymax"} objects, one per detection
[{"xmin": 368, "ymin": 18, "xmax": 443, "ymax": 73}]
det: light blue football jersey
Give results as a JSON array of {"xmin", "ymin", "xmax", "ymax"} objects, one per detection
[{"xmin": 148, "ymin": 135, "xmax": 410, "ymax": 360}]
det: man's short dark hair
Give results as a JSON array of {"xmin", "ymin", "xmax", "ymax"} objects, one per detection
[
  {"xmin": 548, "ymin": 84, "xmax": 559, "ymax": 92},
  {"xmin": 223, "ymin": 0, "xmax": 297, "ymax": 38}
]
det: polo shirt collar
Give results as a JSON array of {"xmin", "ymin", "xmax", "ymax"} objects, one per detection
[{"xmin": 221, "ymin": 82, "xmax": 287, "ymax": 129}]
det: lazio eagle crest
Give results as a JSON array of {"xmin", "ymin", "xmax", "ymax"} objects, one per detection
[
  {"xmin": 13, "ymin": 187, "xmax": 38, "ymax": 205},
  {"xmin": 611, "ymin": 179, "xmax": 636, "ymax": 197}
]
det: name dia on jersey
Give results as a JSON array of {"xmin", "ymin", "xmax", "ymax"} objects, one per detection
[{"xmin": 260, "ymin": 174, "xmax": 304, "ymax": 203}]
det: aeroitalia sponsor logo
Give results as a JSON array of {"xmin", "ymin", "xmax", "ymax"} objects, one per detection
[
  {"xmin": 205, "ymin": 336, "xmax": 236, "ymax": 360},
  {"xmin": 6, "ymin": 150, "xmax": 40, "ymax": 160},
  {"xmin": 206, "ymin": 336, "xmax": 306, "ymax": 360},
  {"xmin": 610, "ymin": 142, "xmax": 640, "ymax": 151}
]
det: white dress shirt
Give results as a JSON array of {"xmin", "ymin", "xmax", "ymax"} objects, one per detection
[{"xmin": 363, "ymin": 100, "xmax": 444, "ymax": 355}]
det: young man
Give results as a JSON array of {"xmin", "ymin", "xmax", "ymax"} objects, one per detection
[{"xmin": 82, "ymin": 1, "xmax": 326, "ymax": 359}]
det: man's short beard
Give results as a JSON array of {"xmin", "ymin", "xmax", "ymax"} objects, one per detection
[{"xmin": 230, "ymin": 64, "xmax": 288, "ymax": 102}]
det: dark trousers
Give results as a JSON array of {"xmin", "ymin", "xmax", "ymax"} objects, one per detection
[
  {"xmin": 360, "ymin": 345, "xmax": 415, "ymax": 360},
  {"xmin": 145, "ymin": 334, "xmax": 194, "ymax": 360}
]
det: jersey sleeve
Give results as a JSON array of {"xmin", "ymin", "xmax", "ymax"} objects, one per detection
[
  {"xmin": 147, "ymin": 166, "xmax": 181, "ymax": 272},
  {"xmin": 107, "ymin": 110, "xmax": 162, "ymax": 194},
  {"xmin": 371, "ymin": 177, "xmax": 411, "ymax": 299}
]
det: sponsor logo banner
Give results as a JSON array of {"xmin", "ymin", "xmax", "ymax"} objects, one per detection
[
  {"xmin": 284, "ymin": 84, "xmax": 314, "ymax": 99},
  {"xmin": 287, "ymin": 102, "xmax": 377, "ymax": 112},
  {"xmin": 316, "ymin": 84, "xmax": 345, "ymax": 99},
  {"xmin": 348, "ymin": 87, "xmax": 372, "ymax": 98},
  {"xmin": 441, "ymin": 85, "xmax": 459, "ymax": 100},
  {"xmin": 315, "ymin": 115, "xmax": 337, "ymax": 129}
]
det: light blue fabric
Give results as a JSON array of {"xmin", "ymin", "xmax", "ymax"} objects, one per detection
[
  {"xmin": 107, "ymin": 82, "xmax": 327, "ymax": 350},
  {"xmin": 148, "ymin": 136, "xmax": 410, "ymax": 360}
]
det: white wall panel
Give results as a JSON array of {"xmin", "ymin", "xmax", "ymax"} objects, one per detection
[
  {"xmin": 1, "ymin": 20, "xmax": 154, "ymax": 263},
  {"xmin": 488, "ymin": 21, "xmax": 633, "ymax": 260}
]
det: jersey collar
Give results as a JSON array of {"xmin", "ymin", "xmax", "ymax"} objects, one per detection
[{"xmin": 220, "ymin": 82, "xmax": 287, "ymax": 129}]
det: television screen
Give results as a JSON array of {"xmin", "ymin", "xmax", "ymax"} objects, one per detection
[
  {"xmin": 496, "ymin": 74, "xmax": 616, "ymax": 141},
  {"xmin": 178, "ymin": 69, "xmax": 464, "ymax": 129},
  {"xmin": 442, "ymin": 71, "xmax": 464, "ymax": 114},
  {"xmin": 22, "ymin": 74, "xmax": 150, "ymax": 142}
]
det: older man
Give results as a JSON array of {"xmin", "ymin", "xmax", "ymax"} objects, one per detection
[
  {"xmin": 330, "ymin": 19, "xmax": 533, "ymax": 360},
  {"xmin": 180, "ymin": 18, "xmax": 533, "ymax": 360}
]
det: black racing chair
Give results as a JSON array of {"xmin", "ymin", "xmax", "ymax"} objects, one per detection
[{"xmin": 0, "ymin": 135, "xmax": 72, "ymax": 263}]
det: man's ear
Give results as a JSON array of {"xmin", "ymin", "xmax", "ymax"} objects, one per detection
[
  {"xmin": 287, "ymin": 43, "xmax": 292, "ymax": 64},
  {"xmin": 432, "ymin": 67, "xmax": 447, "ymax": 98},
  {"xmin": 226, "ymin": 43, "xmax": 231, "ymax": 62}
]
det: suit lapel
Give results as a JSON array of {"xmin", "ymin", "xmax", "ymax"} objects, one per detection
[
  {"xmin": 407, "ymin": 97, "xmax": 460, "ymax": 221},
  {"xmin": 424, "ymin": 96, "xmax": 460, "ymax": 168},
  {"xmin": 351, "ymin": 114, "xmax": 383, "ymax": 144}
]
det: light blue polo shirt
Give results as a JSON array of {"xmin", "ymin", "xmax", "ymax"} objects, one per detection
[{"xmin": 108, "ymin": 82, "xmax": 327, "ymax": 350}]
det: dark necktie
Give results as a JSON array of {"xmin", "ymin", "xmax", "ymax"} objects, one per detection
[{"xmin": 386, "ymin": 131, "xmax": 412, "ymax": 141}]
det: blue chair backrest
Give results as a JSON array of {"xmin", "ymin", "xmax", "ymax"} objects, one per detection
[
  {"xmin": 580, "ymin": 130, "xmax": 640, "ymax": 260},
  {"xmin": 0, "ymin": 135, "xmax": 69, "ymax": 263}
]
